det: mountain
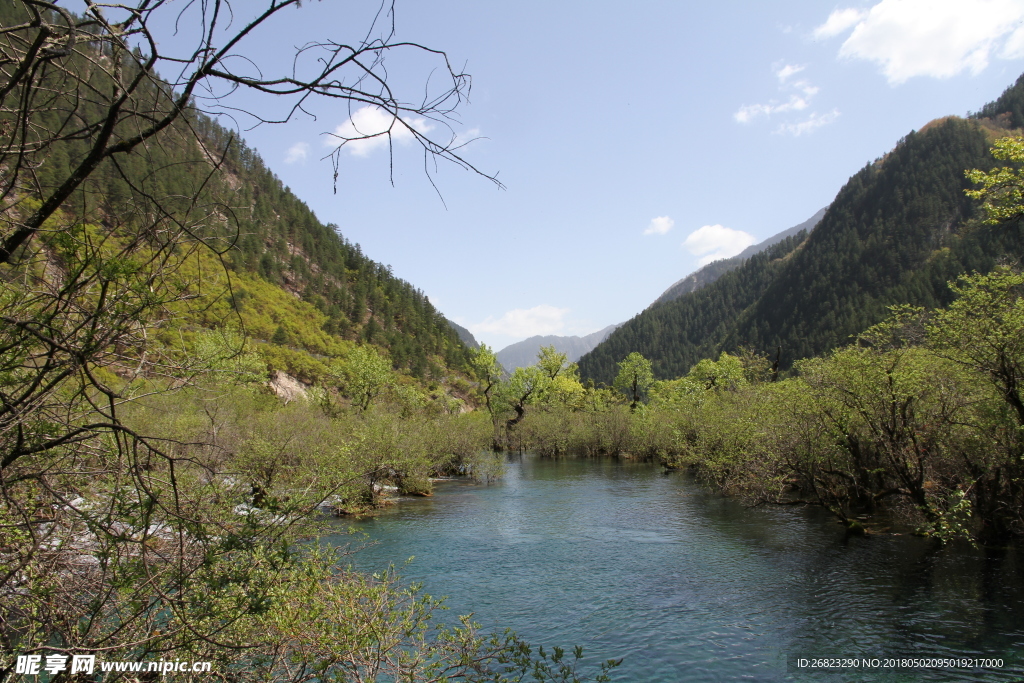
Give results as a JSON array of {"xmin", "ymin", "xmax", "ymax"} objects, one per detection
[
  {"xmin": 496, "ymin": 324, "xmax": 621, "ymax": 371},
  {"xmin": 578, "ymin": 77, "xmax": 1024, "ymax": 385},
  {"xmin": 578, "ymin": 234, "xmax": 808, "ymax": 382},
  {"xmin": 651, "ymin": 208, "xmax": 827, "ymax": 307},
  {"xmin": 3, "ymin": 0, "xmax": 475, "ymax": 387},
  {"xmin": 166, "ymin": 124, "xmax": 476, "ymax": 381},
  {"xmin": 448, "ymin": 321, "xmax": 480, "ymax": 349},
  {"xmin": 733, "ymin": 207, "xmax": 827, "ymax": 260}
]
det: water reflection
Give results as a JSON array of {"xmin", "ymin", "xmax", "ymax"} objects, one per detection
[{"xmin": 325, "ymin": 456, "xmax": 1024, "ymax": 682}]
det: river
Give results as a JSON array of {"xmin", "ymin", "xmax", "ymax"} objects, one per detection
[{"xmin": 324, "ymin": 456, "xmax": 1024, "ymax": 681}]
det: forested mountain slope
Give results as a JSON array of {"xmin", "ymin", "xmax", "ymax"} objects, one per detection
[
  {"xmin": 579, "ymin": 233, "xmax": 808, "ymax": 382},
  {"xmin": 976, "ymin": 71, "xmax": 1024, "ymax": 127},
  {"xmin": 2, "ymin": 0, "xmax": 472, "ymax": 384},
  {"xmin": 651, "ymin": 207, "xmax": 826, "ymax": 307},
  {"xmin": 448, "ymin": 321, "xmax": 481, "ymax": 349},
  {"xmin": 194, "ymin": 116, "xmax": 474, "ymax": 377},
  {"xmin": 148, "ymin": 115, "xmax": 473, "ymax": 379},
  {"xmin": 579, "ymin": 81, "xmax": 1024, "ymax": 384},
  {"xmin": 723, "ymin": 116, "xmax": 1020, "ymax": 364}
]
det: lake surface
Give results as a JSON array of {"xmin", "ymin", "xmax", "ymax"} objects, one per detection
[{"xmin": 324, "ymin": 456, "xmax": 1024, "ymax": 682}]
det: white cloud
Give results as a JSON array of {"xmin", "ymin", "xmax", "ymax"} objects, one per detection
[
  {"xmin": 793, "ymin": 80, "xmax": 820, "ymax": 97},
  {"xmin": 813, "ymin": 8, "xmax": 869, "ymax": 39},
  {"xmin": 471, "ymin": 305, "xmax": 570, "ymax": 338},
  {"xmin": 776, "ymin": 109, "xmax": 841, "ymax": 136},
  {"xmin": 1003, "ymin": 24, "xmax": 1024, "ymax": 58},
  {"xmin": 776, "ymin": 63, "xmax": 805, "ymax": 83},
  {"xmin": 734, "ymin": 94, "xmax": 811, "ymax": 123},
  {"xmin": 734, "ymin": 61, "xmax": 836, "ymax": 132},
  {"xmin": 683, "ymin": 225, "xmax": 757, "ymax": 266},
  {"xmin": 284, "ymin": 142, "xmax": 309, "ymax": 164},
  {"xmin": 325, "ymin": 106, "xmax": 434, "ymax": 157},
  {"xmin": 644, "ymin": 216, "xmax": 675, "ymax": 235},
  {"xmin": 815, "ymin": 0, "xmax": 1024, "ymax": 84},
  {"xmin": 734, "ymin": 103, "xmax": 772, "ymax": 124}
]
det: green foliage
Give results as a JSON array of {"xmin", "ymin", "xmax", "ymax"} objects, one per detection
[
  {"xmin": 928, "ymin": 268, "xmax": 1024, "ymax": 432},
  {"xmin": 192, "ymin": 328, "xmax": 268, "ymax": 384},
  {"xmin": 271, "ymin": 324, "xmax": 290, "ymax": 345},
  {"xmin": 612, "ymin": 352, "xmax": 654, "ymax": 411},
  {"xmin": 650, "ymin": 352, "xmax": 750, "ymax": 411},
  {"xmin": 534, "ymin": 346, "xmax": 585, "ymax": 410},
  {"xmin": 927, "ymin": 268, "xmax": 1024, "ymax": 421},
  {"xmin": 334, "ymin": 344, "xmax": 394, "ymax": 411},
  {"xmin": 463, "ymin": 448, "xmax": 507, "ymax": 484},
  {"xmin": 684, "ymin": 352, "xmax": 747, "ymax": 393},
  {"xmin": 544, "ymin": 372, "xmax": 587, "ymax": 411},
  {"xmin": 927, "ymin": 268, "xmax": 1024, "ymax": 538},
  {"xmin": 495, "ymin": 365, "xmax": 549, "ymax": 428},
  {"xmin": 471, "ymin": 344, "xmax": 503, "ymax": 415},
  {"xmin": 515, "ymin": 404, "xmax": 635, "ymax": 459},
  {"xmin": 965, "ymin": 135, "xmax": 1024, "ymax": 225},
  {"xmin": 489, "ymin": 346, "xmax": 594, "ymax": 449},
  {"xmin": 674, "ymin": 278, "xmax": 1024, "ymax": 540},
  {"xmin": 800, "ymin": 345, "xmax": 971, "ymax": 525},
  {"xmin": 537, "ymin": 345, "xmax": 572, "ymax": 380}
]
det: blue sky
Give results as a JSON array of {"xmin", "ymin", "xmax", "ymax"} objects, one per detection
[{"xmin": 185, "ymin": 0, "xmax": 1024, "ymax": 350}]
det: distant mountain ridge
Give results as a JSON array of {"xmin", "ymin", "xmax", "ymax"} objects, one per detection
[
  {"xmin": 496, "ymin": 324, "xmax": 621, "ymax": 371},
  {"xmin": 651, "ymin": 207, "xmax": 827, "ymax": 307}
]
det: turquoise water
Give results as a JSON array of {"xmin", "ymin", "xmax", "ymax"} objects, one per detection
[{"xmin": 324, "ymin": 456, "xmax": 1024, "ymax": 681}]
